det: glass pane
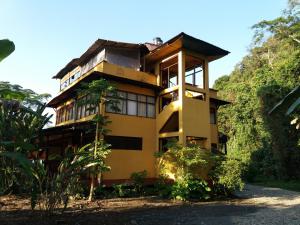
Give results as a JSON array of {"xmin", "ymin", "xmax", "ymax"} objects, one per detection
[
  {"xmin": 195, "ymin": 70, "xmax": 204, "ymax": 88},
  {"xmin": 138, "ymin": 102, "xmax": 147, "ymax": 117},
  {"xmin": 127, "ymin": 93, "xmax": 137, "ymax": 100},
  {"xmin": 195, "ymin": 66, "xmax": 202, "ymax": 72},
  {"xmin": 138, "ymin": 95, "xmax": 146, "ymax": 102},
  {"xmin": 81, "ymin": 105, "xmax": 85, "ymax": 118},
  {"xmin": 147, "ymin": 96, "xmax": 155, "ymax": 104},
  {"xmin": 77, "ymin": 106, "xmax": 81, "ymax": 119},
  {"xmin": 117, "ymin": 91, "xmax": 126, "ymax": 99},
  {"xmin": 117, "ymin": 99, "xmax": 126, "ymax": 114},
  {"xmin": 169, "ymin": 74, "xmax": 178, "ymax": 87},
  {"xmin": 185, "ymin": 73, "xmax": 194, "ymax": 84},
  {"xmin": 105, "ymin": 97, "xmax": 115, "ymax": 113},
  {"xmin": 127, "ymin": 100, "xmax": 137, "ymax": 115},
  {"xmin": 147, "ymin": 104, "xmax": 155, "ymax": 118}
]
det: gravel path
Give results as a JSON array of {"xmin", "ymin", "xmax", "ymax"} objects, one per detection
[
  {"xmin": 1, "ymin": 184, "xmax": 300, "ymax": 225},
  {"xmin": 229, "ymin": 184, "xmax": 300, "ymax": 225}
]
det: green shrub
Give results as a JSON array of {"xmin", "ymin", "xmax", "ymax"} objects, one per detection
[
  {"xmin": 211, "ymin": 156, "xmax": 244, "ymax": 195},
  {"xmin": 154, "ymin": 176, "xmax": 173, "ymax": 198},
  {"xmin": 130, "ymin": 170, "xmax": 147, "ymax": 194},
  {"xmin": 171, "ymin": 177, "xmax": 211, "ymax": 201},
  {"xmin": 156, "ymin": 142, "xmax": 211, "ymax": 180}
]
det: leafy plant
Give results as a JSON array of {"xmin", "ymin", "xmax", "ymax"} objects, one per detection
[
  {"xmin": 269, "ymin": 86, "xmax": 300, "ymax": 129},
  {"xmin": 77, "ymin": 79, "xmax": 119, "ymax": 201},
  {"xmin": 170, "ymin": 177, "xmax": 211, "ymax": 201},
  {"xmin": 0, "ymin": 81, "xmax": 51, "ymax": 194},
  {"xmin": 130, "ymin": 170, "xmax": 147, "ymax": 194},
  {"xmin": 156, "ymin": 140, "xmax": 211, "ymax": 180},
  {"xmin": 210, "ymin": 156, "xmax": 245, "ymax": 195},
  {"xmin": 0, "ymin": 39, "xmax": 15, "ymax": 62}
]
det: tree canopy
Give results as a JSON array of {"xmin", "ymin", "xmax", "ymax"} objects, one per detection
[{"xmin": 214, "ymin": 1, "xmax": 300, "ymax": 180}]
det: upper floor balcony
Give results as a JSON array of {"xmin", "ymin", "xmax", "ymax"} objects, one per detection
[{"xmin": 57, "ymin": 47, "xmax": 158, "ymax": 94}]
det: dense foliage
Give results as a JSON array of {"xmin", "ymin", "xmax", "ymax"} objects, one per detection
[
  {"xmin": 156, "ymin": 141, "xmax": 244, "ymax": 200},
  {"xmin": 0, "ymin": 81, "xmax": 52, "ymax": 194},
  {"xmin": 214, "ymin": 1, "xmax": 300, "ymax": 181}
]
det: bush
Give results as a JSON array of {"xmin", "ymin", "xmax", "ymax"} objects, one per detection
[
  {"xmin": 211, "ymin": 156, "xmax": 244, "ymax": 195},
  {"xmin": 171, "ymin": 177, "xmax": 211, "ymax": 201},
  {"xmin": 130, "ymin": 170, "xmax": 147, "ymax": 194},
  {"xmin": 156, "ymin": 142, "xmax": 211, "ymax": 180},
  {"xmin": 154, "ymin": 176, "xmax": 173, "ymax": 198},
  {"xmin": 156, "ymin": 140, "xmax": 244, "ymax": 198}
]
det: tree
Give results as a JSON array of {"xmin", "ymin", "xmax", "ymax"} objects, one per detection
[
  {"xmin": 214, "ymin": 1, "xmax": 300, "ymax": 181},
  {"xmin": 77, "ymin": 79, "xmax": 119, "ymax": 201},
  {"xmin": 252, "ymin": 0, "xmax": 300, "ymax": 45}
]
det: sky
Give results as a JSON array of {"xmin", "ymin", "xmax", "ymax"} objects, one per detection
[{"xmin": 0, "ymin": 0, "xmax": 287, "ymax": 99}]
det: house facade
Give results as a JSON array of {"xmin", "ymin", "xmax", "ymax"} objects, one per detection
[{"xmin": 44, "ymin": 32, "xmax": 229, "ymax": 184}]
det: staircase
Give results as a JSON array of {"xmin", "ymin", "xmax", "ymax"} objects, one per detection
[{"xmin": 156, "ymin": 100, "xmax": 179, "ymax": 132}]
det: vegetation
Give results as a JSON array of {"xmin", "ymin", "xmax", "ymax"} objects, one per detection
[
  {"xmin": 0, "ymin": 81, "xmax": 51, "ymax": 194},
  {"xmin": 77, "ymin": 79, "xmax": 119, "ymax": 201},
  {"xmin": 214, "ymin": 1, "xmax": 300, "ymax": 182},
  {"xmin": 156, "ymin": 141, "xmax": 244, "ymax": 200},
  {"xmin": 0, "ymin": 39, "xmax": 15, "ymax": 62}
]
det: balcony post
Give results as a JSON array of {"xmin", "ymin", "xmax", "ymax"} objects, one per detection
[{"xmin": 178, "ymin": 50, "xmax": 186, "ymax": 145}]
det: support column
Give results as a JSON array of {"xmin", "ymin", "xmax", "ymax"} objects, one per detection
[
  {"xmin": 204, "ymin": 59, "xmax": 211, "ymax": 149},
  {"xmin": 178, "ymin": 51, "xmax": 186, "ymax": 146}
]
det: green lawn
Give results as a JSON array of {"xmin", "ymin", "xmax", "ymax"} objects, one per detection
[{"xmin": 253, "ymin": 180, "xmax": 300, "ymax": 192}]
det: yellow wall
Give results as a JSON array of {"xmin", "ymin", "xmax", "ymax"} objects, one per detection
[
  {"xmin": 183, "ymin": 97, "xmax": 210, "ymax": 143},
  {"xmin": 103, "ymin": 82, "xmax": 157, "ymax": 180},
  {"xmin": 103, "ymin": 113, "xmax": 156, "ymax": 179}
]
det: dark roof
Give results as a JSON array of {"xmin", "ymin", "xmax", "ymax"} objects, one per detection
[
  {"xmin": 53, "ymin": 33, "xmax": 230, "ymax": 79},
  {"xmin": 53, "ymin": 58, "xmax": 80, "ymax": 79},
  {"xmin": 146, "ymin": 32, "xmax": 230, "ymax": 62},
  {"xmin": 210, "ymin": 97, "xmax": 231, "ymax": 106},
  {"xmin": 53, "ymin": 39, "xmax": 147, "ymax": 79}
]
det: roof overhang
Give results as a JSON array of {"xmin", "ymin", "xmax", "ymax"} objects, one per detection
[
  {"xmin": 210, "ymin": 97, "xmax": 231, "ymax": 106},
  {"xmin": 146, "ymin": 32, "xmax": 230, "ymax": 63},
  {"xmin": 53, "ymin": 39, "xmax": 148, "ymax": 79},
  {"xmin": 47, "ymin": 71, "xmax": 162, "ymax": 108}
]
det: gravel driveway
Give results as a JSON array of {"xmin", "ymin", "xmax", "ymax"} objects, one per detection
[
  {"xmin": 1, "ymin": 184, "xmax": 300, "ymax": 225},
  {"xmin": 229, "ymin": 184, "xmax": 300, "ymax": 225}
]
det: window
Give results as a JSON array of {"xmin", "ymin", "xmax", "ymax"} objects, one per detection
[
  {"xmin": 56, "ymin": 107, "xmax": 65, "ymax": 124},
  {"xmin": 60, "ymin": 80, "xmax": 69, "ymax": 90},
  {"xmin": 160, "ymin": 56, "xmax": 178, "ymax": 89},
  {"xmin": 70, "ymin": 71, "xmax": 80, "ymax": 84},
  {"xmin": 104, "ymin": 135, "xmax": 142, "ymax": 150},
  {"xmin": 210, "ymin": 108, "xmax": 216, "ymax": 124},
  {"xmin": 75, "ymin": 95, "xmax": 98, "ymax": 120},
  {"xmin": 185, "ymin": 66, "xmax": 204, "ymax": 88},
  {"xmin": 106, "ymin": 90, "xmax": 156, "ymax": 118},
  {"xmin": 65, "ymin": 103, "xmax": 74, "ymax": 121},
  {"xmin": 127, "ymin": 93, "xmax": 137, "ymax": 115}
]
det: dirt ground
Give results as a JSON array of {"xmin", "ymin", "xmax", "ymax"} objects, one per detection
[{"xmin": 1, "ymin": 185, "xmax": 300, "ymax": 225}]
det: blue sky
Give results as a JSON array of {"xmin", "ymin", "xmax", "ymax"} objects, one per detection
[{"xmin": 0, "ymin": 0, "xmax": 287, "ymax": 99}]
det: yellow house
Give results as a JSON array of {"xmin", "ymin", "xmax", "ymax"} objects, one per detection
[{"xmin": 44, "ymin": 32, "xmax": 229, "ymax": 184}]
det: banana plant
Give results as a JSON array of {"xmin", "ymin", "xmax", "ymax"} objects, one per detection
[
  {"xmin": 269, "ymin": 86, "xmax": 300, "ymax": 129},
  {"xmin": 0, "ymin": 39, "xmax": 15, "ymax": 62}
]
